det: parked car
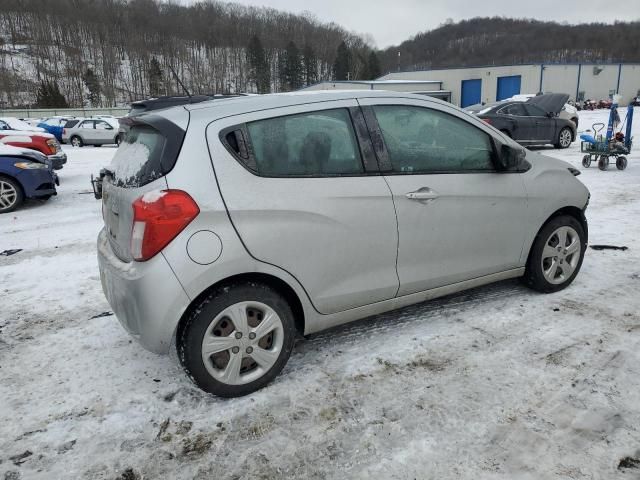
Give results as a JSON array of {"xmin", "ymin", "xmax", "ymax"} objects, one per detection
[
  {"xmin": 0, "ymin": 144, "xmax": 58, "ymax": 213},
  {"xmin": 37, "ymin": 116, "xmax": 75, "ymax": 142},
  {"xmin": 95, "ymin": 91, "xmax": 589, "ymax": 397},
  {"xmin": 62, "ymin": 117, "xmax": 121, "ymax": 147},
  {"xmin": 467, "ymin": 93, "xmax": 576, "ymax": 148},
  {"xmin": 0, "ymin": 117, "xmax": 45, "ymax": 133},
  {"xmin": 508, "ymin": 93, "xmax": 579, "ymax": 129},
  {"xmin": 0, "ymin": 128, "xmax": 67, "ymax": 170}
]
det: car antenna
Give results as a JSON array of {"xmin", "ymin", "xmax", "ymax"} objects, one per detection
[{"xmin": 168, "ymin": 64, "xmax": 192, "ymax": 99}]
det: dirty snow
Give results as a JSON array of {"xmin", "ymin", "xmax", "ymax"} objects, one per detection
[{"xmin": 1, "ymin": 109, "xmax": 640, "ymax": 479}]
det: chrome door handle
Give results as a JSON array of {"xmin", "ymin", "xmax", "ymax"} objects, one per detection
[{"xmin": 406, "ymin": 188, "xmax": 439, "ymax": 201}]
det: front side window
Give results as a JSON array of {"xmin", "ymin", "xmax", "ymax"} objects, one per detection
[
  {"xmin": 80, "ymin": 121, "xmax": 94, "ymax": 129},
  {"xmin": 244, "ymin": 109, "xmax": 363, "ymax": 176},
  {"xmin": 523, "ymin": 104, "xmax": 547, "ymax": 117},
  {"xmin": 372, "ymin": 105, "xmax": 495, "ymax": 173}
]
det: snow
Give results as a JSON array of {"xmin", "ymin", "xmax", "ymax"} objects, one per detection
[
  {"xmin": 0, "ymin": 117, "xmax": 45, "ymax": 132},
  {"xmin": 2, "ymin": 109, "xmax": 640, "ymax": 479},
  {"xmin": 140, "ymin": 190, "xmax": 166, "ymax": 203},
  {"xmin": 109, "ymin": 142, "xmax": 151, "ymax": 184}
]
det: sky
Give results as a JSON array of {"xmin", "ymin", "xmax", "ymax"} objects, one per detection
[{"xmin": 187, "ymin": 0, "xmax": 640, "ymax": 48}]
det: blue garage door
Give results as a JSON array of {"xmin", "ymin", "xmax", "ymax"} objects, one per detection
[
  {"xmin": 460, "ymin": 79, "xmax": 482, "ymax": 108},
  {"xmin": 496, "ymin": 75, "xmax": 522, "ymax": 101}
]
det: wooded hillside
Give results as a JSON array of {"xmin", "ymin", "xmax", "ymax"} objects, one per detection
[
  {"xmin": 379, "ymin": 17, "xmax": 640, "ymax": 74},
  {"xmin": 0, "ymin": 0, "xmax": 378, "ymax": 107}
]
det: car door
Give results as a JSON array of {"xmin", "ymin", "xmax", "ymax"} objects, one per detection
[
  {"xmin": 523, "ymin": 104, "xmax": 555, "ymax": 144},
  {"xmin": 358, "ymin": 97, "xmax": 528, "ymax": 296},
  {"xmin": 206, "ymin": 100, "xmax": 399, "ymax": 314},
  {"xmin": 78, "ymin": 120, "xmax": 96, "ymax": 143},
  {"xmin": 497, "ymin": 103, "xmax": 536, "ymax": 142},
  {"xmin": 94, "ymin": 120, "xmax": 115, "ymax": 143}
]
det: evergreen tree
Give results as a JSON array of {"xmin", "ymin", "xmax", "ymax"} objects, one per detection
[
  {"xmin": 35, "ymin": 81, "xmax": 69, "ymax": 108},
  {"xmin": 283, "ymin": 41, "xmax": 302, "ymax": 91},
  {"xmin": 333, "ymin": 41, "xmax": 351, "ymax": 80},
  {"xmin": 367, "ymin": 51, "xmax": 381, "ymax": 80},
  {"xmin": 82, "ymin": 68, "xmax": 102, "ymax": 106},
  {"xmin": 246, "ymin": 35, "xmax": 271, "ymax": 94},
  {"xmin": 302, "ymin": 44, "xmax": 317, "ymax": 86},
  {"xmin": 148, "ymin": 58, "xmax": 163, "ymax": 96}
]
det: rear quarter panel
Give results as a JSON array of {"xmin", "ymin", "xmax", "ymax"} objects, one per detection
[{"xmin": 159, "ymin": 111, "xmax": 318, "ymax": 329}]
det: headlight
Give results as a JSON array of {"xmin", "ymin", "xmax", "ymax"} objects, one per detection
[{"xmin": 14, "ymin": 162, "xmax": 48, "ymax": 170}]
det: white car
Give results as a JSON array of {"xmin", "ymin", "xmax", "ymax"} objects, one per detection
[
  {"xmin": 0, "ymin": 117, "xmax": 46, "ymax": 133},
  {"xmin": 62, "ymin": 117, "xmax": 121, "ymax": 147}
]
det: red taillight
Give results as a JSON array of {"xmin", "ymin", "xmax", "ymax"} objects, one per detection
[
  {"xmin": 481, "ymin": 118, "xmax": 492, "ymax": 125},
  {"xmin": 130, "ymin": 190, "xmax": 199, "ymax": 261}
]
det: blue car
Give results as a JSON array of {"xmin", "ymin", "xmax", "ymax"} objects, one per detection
[
  {"xmin": 0, "ymin": 145, "xmax": 58, "ymax": 213},
  {"xmin": 37, "ymin": 117, "xmax": 73, "ymax": 142}
]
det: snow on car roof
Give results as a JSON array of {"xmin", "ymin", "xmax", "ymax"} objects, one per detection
[{"xmin": 0, "ymin": 117, "xmax": 46, "ymax": 132}]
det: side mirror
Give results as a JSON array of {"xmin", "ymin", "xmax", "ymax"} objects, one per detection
[{"xmin": 498, "ymin": 143, "xmax": 526, "ymax": 170}]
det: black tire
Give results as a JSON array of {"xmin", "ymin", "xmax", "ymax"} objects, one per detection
[
  {"xmin": 0, "ymin": 175, "xmax": 24, "ymax": 214},
  {"xmin": 94, "ymin": 144, "xmax": 102, "ymax": 148},
  {"xmin": 616, "ymin": 156, "xmax": 628, "ymax": 170},
  {"xmin": 70, "ymin": 135, "xmax": 83, "ymax": 147},
  {"xmin": 555, "ymin": 127, "xmax": 573, "ymax": 149},
  {"xmin": 523, "ymin": 215, "xmax": 586, "ymax": 293},
  {"xmin": 178, "ymin": 282, "xmax": 296, "ymax": 397},
  {"xmin": 582, "ymin": 155, "xmax": 591, "ymax": 168},
  {"xmin": 598, "ymin": 156, "xmax": 609, "ymax": 171},
  {"xmin": 115, "ymin": 135, "xmax": 121, "ymax": 146}
]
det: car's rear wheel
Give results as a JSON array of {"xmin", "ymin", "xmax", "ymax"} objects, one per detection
[
  {"xmin": 523, "ymin": 215, "xmax": 586, "ymax": 293},
  {"xmin": 178, "ymin": 282, "xmax": 296, "ymax": 397},
  {"xmin": 555, "ymin": 127, "xmax": 573, "ymax": 149},
  {"xmin": 70, "ymin": 135, "xmax": 83, "ymax": 147},
  {"xmin": 0, "ymin": 176, "xmax": 24, "ymax": 214},
  {"xmin": 115, "ymin": 135, "xmax": 121, "ymax": 146}
]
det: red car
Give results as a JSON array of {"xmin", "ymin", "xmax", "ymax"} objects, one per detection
[{"xmin": 0, "ymin": 129, "xmax": 67, "ymax": 170}]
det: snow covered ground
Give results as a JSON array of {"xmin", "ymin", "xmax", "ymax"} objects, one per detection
[{"xmin": 1, "ymin": 109, "xmax": 640, "ymax": 480}]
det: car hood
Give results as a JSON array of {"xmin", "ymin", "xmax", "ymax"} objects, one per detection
[
  {"xmin": 0, "ymin": 144, "xmax": 48, "ymax": 164},
  {"xmin": 527, "ymin": 93, "xmax": 570, "ymax": 115},
  {"xmin": 0, "ymin": 129, "xmax": 55, "ymax": 139}
]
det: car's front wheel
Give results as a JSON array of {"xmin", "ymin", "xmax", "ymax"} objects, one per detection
[
  {"xmin": 523, "ymin": 215, "xmax": 586, "ymax": 293},
  {"xmin": 0, "ymin": 176, "xmax": 23, "ymax": 214},
  {"xmin": 555, "ymin": 127, "xmax": 573, "ymax": 149},
  {"xmin": 178, "ymin": 282, "xmax": 296, "ymax": 397}
]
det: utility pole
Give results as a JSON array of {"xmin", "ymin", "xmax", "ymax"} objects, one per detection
[{"xmin": 397, "ymin": 51, "xmax": 401, "ymax": 72}]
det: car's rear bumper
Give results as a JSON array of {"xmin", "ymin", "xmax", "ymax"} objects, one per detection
[
  {"xmin": 97, "ymin": 228, "xmax": 191, "ymax": 354},
  {"xmin": 47, "ymin": 152, "xmax": 67, "ymax": 170}
]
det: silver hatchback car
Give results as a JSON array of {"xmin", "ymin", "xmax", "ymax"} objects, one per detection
[{"xmin": 96, "ymin": 91, "xmax": 589, "ymax": 397}]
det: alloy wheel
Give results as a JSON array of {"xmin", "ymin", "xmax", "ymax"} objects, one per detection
[
  {"xmin": 559, "ymin": 129, "xmax": 572, "ymax": 148},
  {"xmin": 0, "ymin": 179, "xmax": 18, "ymax": 211},
  {"xmin": 541, "ymin": 226, "xmax": 581, "ymax": 285},
  {"xmin": 201, "ymin": 301, "xmax": 284, "ymax": 385}
]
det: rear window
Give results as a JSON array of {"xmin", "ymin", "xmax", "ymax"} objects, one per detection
[
  {"xmin": 64, "ymin": 119, "xmax": 79, "ymax": 128},
  {"xmin": 109, "ymin": 125, "xmax": 166, "ymax": 187}
]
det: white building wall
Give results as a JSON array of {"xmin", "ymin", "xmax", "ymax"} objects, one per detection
[{"xmin": 381, "ymin": 64, "xmax": 640, "ymax": 106}]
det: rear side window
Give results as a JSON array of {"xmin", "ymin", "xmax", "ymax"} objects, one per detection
[
  {"xmin": 242, "ymin": 109, "xmax": 364, "ymax": 176},
  {"xmin": 499, "ymin": 104, "xmax": 526, "ymax": 116},
  {"xmin": 64, "ymin": 119, "xmax": 79, "ymax": 128},
  {"xmin": 109, "ymin": 125, "xmax": 166, "ymax": 187}
]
